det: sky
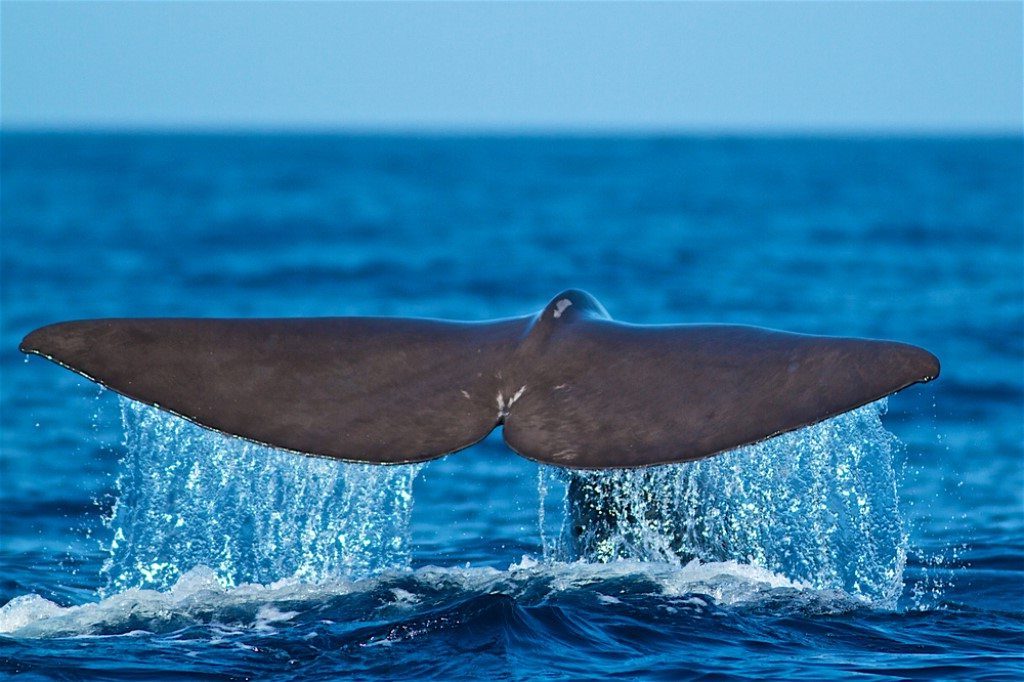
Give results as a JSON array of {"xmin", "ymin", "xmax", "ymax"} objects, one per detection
[{"xmin": 1, "ymin": 1, "xmax": 1021, "ymax": 133}]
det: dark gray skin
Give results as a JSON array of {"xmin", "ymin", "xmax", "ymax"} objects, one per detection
[{"xmin": 20, "ymin": 289, "xmax": 939, "ymax": 469}]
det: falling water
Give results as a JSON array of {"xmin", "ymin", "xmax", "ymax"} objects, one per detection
[
  {"xmin": 538, "ymin": 400, "xmax": 907, "ymax": 607},
  {"xmin": 103, "ymin": 396, "xmax": 906, "ymax": 607},
  {"xmin": 101, "ymin": 398, "xmax": 422, "ymax": 594}
]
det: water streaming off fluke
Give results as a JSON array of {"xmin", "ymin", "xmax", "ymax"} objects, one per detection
[
  {"xmin": 104, "ymin": 397, "xmax": 905, "ymax": 609},
  {"xmin": 539, "ymin": 400, "xmax": 906, "ymax": 607},
  {"xmin": 102, "ymin": 398, "xmax": 422, "ymax": 594}
]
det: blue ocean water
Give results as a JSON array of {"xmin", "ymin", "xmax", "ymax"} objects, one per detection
[{"xmin": 0, "ymin": 133, "xmax": 1021, "ymax": 679}]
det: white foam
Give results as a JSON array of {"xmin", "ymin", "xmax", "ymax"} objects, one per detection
[{"xmin": 0, "ymin": 558, "xmax": 861, "ymax": 639}]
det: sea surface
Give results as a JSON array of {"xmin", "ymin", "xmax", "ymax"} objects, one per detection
[{"xmin": 0, "ymin": 133, "xmax": 1021, "ymax": 680}]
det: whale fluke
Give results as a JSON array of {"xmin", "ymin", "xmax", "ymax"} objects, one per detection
[
  {"xmin": 20, "ymin": 316, "xmax": 531, "ymax": 464},
  {"xmin": 20, "ymin": 290, "xmax": 939, "ymax": 468}
]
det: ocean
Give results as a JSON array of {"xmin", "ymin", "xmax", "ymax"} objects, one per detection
[{"xmin": 1, "ymin": 133, "xmax": 1021, "ymax": 679}]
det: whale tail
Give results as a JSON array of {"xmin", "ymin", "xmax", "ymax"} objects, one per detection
[{"xmin": 20, "ymin": 290, "xmax": 939, "ymax": 468}]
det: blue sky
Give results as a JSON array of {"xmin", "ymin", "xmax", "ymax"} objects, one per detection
[{"xmin": 2, "ymin": 1, "xmax": 1021, "ymax": 133}]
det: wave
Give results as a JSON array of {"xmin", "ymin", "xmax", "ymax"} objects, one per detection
[{"xmin": 0, "ymin": 557, "xmax": 865, "ymax": 639}]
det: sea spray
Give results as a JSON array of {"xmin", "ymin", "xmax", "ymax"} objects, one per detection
[
  {"xmin": 538, "ymin": 400, "xmax": 907, "ymax": 607},
  {"xmin": 101, "ymin": 398, "xmax": 422, "ymax": 594},
  {"xmin": 1, "ymin": 558, "xmax": 858, "ymax": 638}
]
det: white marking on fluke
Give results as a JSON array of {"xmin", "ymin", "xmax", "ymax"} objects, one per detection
[
  {"xmin": 496, "ymin": 385, "xmax": 527, "ymax": 418},
  {"xmin": 553, "ymin": 298, "xmax": 573, "ymax": 319}
]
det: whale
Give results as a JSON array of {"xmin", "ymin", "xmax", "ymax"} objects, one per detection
[{"xmin": 19, "ymin": 289, "xmax": 939, "ymax": 469}]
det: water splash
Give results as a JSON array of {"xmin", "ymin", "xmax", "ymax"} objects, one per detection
[
  {"xmin": 1, "ymin": 558, "xmax": 861, "ymax": 638},
  {"xmin": 101, "ymin": 398, "xmax": 422, "ymax": 594},
  {"xmin": 538, "ymin": 401, "xmax": 906, "ymax": 607}
]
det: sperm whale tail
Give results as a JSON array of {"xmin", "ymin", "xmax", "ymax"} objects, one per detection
[{"xmin": 20, "ymin": 290, "xmax": 938, "ymax": 468}]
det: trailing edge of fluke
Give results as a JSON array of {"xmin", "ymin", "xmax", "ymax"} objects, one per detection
[{"xmin": 19, "ymin": 289, "xmax": 939, "ymax": 469}]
